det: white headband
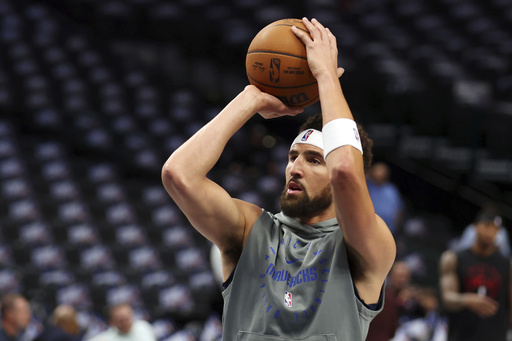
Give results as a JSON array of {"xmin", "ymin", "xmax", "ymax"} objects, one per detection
[
  {"xmin": 290, "ymin": 129, "xmax": 324, "ymax": 151},
  {"xmin": 290, "ymin": 120, "xmax": 363, "ymax": 158}
]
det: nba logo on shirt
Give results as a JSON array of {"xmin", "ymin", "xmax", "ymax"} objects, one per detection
[
  {"xmin": 301, "ymin": 130, "xmax": 314, "ymax": 142},
  {"xmin": 284, "ymin": 292, "xmax": 292, "ymax": 308}
]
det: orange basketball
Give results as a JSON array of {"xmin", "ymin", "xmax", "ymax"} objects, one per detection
[{"xmin": 246, "ymin": 18, "xmax": 318, "ymax": 108}]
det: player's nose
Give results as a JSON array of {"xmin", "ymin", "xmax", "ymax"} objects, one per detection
[{"xmin": 289, "ymin": 156, "xmax": 305, "ymax": 178}]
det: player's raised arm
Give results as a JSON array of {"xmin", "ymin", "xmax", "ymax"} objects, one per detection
[
  {"xmin": 293, "ymin": 17, "xmax": 396, "ymax": 304},
  {"xmin": 161, "ymin": 85, "xmax": 302, "ymax": 280}
]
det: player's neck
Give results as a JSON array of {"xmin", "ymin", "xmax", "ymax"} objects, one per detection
[
  {"xmin": 298, "ymin": 209, "xmax": 336, "ymax": 226},
  {"xmin": 471, "ymin": 243, "xmax": 497, "ymax": 258}
]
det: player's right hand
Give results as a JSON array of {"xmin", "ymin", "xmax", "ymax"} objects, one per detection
[
  {"xmin": 243, "ymin": 85, "xmax": 304, "ymax": 119},
  {"xmin": 465, "ymin": 293, "xmax": 499, "ymax": 318}
]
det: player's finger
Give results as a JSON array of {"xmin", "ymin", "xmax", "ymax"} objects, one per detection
[
  {"xmin": 311, "ymin": 18, "xmax": 327, "ymax": 30},
  {"xmin": 291, "ymin": 25, "xmax": 312, "ymax": 45},
  {"xmin": 337, "ymin": 67, "xmax": 345, "ymax": 78},
  {"xmin": 481, "ymin": 300, "xmax": 499, "ymax": 316},
  {"xmin": 310, "ymin": 18, "xmax": 329, "ymax": 40},
  {"xmin": 326, "ymin": 27, "xmax": 337, "ymax": 45},
  {"xmin": 301, "ymin": 17, "xmax": 324, "ymax": 41}
]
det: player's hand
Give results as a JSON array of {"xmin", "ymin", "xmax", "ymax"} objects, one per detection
[
  {"xmin": 464, "ymin": 293, "xmax": 499, "ymax": 318},
  {"xmin": 292, "ymin": 17, "xmax": 340, "ymax": 81},
  {"xmin": 243, "ymin": 85, "xmax": 304, "ymax": 119}
]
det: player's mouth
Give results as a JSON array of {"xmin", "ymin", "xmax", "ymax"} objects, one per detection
[{"xmin": 287, "ymin": 180, "xmax": 303, "ymax": 195}]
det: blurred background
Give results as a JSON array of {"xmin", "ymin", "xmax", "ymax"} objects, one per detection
[{"xmin": 0, "ymin": 0, "xmax": 511, "ymax": 339}]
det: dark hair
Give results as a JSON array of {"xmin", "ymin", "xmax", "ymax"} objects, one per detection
[
  {"xmin": 474, "ymin": 202, "xmax": 502, "ymax": 225},
  {"xmin": 298, "ymin": 114, "xmax": 373, "ymax": 173}
]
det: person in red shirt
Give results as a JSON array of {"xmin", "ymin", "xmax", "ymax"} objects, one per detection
[{"xmin": 366, "ymin": 261, "xmax": 416, "ymax": 341}]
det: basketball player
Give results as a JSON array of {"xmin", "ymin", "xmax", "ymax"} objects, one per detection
[
  {"xmin": 162, "ymin": 17, "xmax": 396, "ymax": 340},
  {"xmin": 440, "ymin": 207, "xmax": 512, "ymax": 341}
]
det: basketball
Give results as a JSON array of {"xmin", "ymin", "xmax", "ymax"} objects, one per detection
[{"xmin": 246, "ymin": 18, "xmax": 318, "ymax": 108}]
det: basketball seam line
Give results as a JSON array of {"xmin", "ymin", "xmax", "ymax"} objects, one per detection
[
  {"xmin": 262, "ymin": 24, "xmax": 309, "ymax": 34},
  {"xmin": 247, "ymin": 75, "xmax": 318, "ymax": 89},
  {"xmin": 246, "ymin": 50, "xmax": 307, "ymax": 60}
]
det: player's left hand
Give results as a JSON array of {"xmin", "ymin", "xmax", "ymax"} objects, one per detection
[{"xmin": 292, "ymin": 17, "xmax": 342, "ymax": 81}]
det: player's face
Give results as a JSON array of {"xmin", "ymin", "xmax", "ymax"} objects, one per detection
[
  {"xmin": 12, "ymin": 298, "xmax": 31, "ymax": 330},
  {"xmin": 280, "ymin": 144, "xmax": 332, "ymax": 219},
  {"xmin": 475, "ymin": 221, "xmax": 500, "ymax": 248},
  {"xmin": 111, "ymin": 306, "xmax": 134, "ymax": 334}
]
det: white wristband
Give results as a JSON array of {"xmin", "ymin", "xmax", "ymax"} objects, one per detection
[{"xmin": 322, "ymin": 118, "xmax": 363, "ymax": 159}]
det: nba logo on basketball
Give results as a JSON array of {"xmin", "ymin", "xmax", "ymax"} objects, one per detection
[
  {"xmin": 269, "ymin": 58, "xmax": 281, "ymax": 83},
  {"xmin": 284, "ymin": 292, "xmax": 292, "ymax": 308}
]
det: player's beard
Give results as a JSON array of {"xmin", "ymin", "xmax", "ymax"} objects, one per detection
[
  {"xmin": 280, "ymin": 180, "xmax": 333, "ymax": 220},
  {"xmin": 475, "ymin": 231, "xmax": 497, "ymax": 251}
]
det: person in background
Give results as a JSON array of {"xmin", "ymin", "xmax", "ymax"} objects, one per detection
[
  {"xmin": 35, "ymin": 305, "xmax": 84, "ymax": 341},
  {"xmin": 366, "ymin": 261, "xmax": 418, "ymax": 341},
  {"xmin": 366, "ymin": 162, "xmax": 404, "ymax": 236},
  {"xmin": 440, "ymin": 207, "xmax": 512, "ymax": 341},
  {"xmin": 0, "ymin": 294, "xmax": 32, "ymax": 341},
  {"xmin": 88, "ymin": 303, "xmax": 156, "ymax": 341},
  {"xmin": 452, "ymin": 202, "xmax": 510, "ymax": 257},
  {"xmin": 391, "ymin": 287, "xmax": 447, "ymax": 341}
]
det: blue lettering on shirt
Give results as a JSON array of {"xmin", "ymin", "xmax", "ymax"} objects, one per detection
[
  {"xmin": 259, "ymin": 238, "xmax": 331, "ymax": 323},
  {"xmin": 264, "ymin": 265, "xmax": 319, "ymax": 288}
]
